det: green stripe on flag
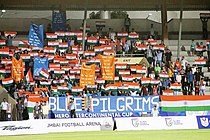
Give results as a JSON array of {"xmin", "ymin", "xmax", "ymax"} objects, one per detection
[{"xmin": 161, "ymin": 106, "xmax": 210, "ymax": 112}]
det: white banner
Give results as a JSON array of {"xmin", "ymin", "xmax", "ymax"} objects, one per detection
[
  {"xmin": 0, "ymin": 120, "xmax": 47, "ymax": 136},
  {"xmin": 115, "ymin": 116, "xmax": 198, "ymax": 131},
  {"xmin": 0, "ymin": 117, "xmax": 113, "ymax": 135},
  {"xmin": 186, "ymin": 111, "xmax": 210, "ymax": 116},
  {"xmin": 46, "ymin": 118, "xmax": 113, "ymax": 133}
]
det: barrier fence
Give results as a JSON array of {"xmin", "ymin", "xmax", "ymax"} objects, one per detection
[{"xmin": 0, "ymin": 116, "xmax": 210, "ymax": 136}]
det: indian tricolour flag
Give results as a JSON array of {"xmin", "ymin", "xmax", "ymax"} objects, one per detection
[
  {"xmin": 44, "ymin": 47, "xmax": 56, "ymax": 54},
  {"xmin": 206, "ymin": 40, "xmax": 210, "ymax": 45},
  {"xmin": 87, "ymin": 37, "xmax": 98, "ymax": 44},
  {"xmin": 48, "ymin": 41, "xmax": 59, "ymax": 47},
  {"xmin": 153, "ymin": 45, "xmax": 165, "ymax": 51},
  {"xmin": 196, "ymin": 46, "xmax": 206, "ymax": 52},
  {"xmin": 141, "ymin": 78, "xmax": 151, "ymax": 85},
  {"xmin": 194, "ymin": 59, "xmax": 206, "ymax": 66},
  {"xmin": 61, "ymin": 66, "xmax": 72, "ymax": 71},
  {"xmin": 4, "ymin": 32, "xmax": 17, "ymax": 37},
  {"xmin": 103, "ymin": 50, "xmax": 115, "ymax": 56},
  {"xmin": 59, "ymin": 42, "xmax": 68, "ymax": 49},
  {"xmin": 54, "ymin": 69, "xmax": 65, "ymax": 75},
  {"xmin": 77, "ymin": 35, "xmax": 87, "ymax": 42},
  {"xmin": 46, "ymin": 33, "xmax": 57, "ymax": 39},
  {"xmin": 18, "ymin": 40, "xmax": 29, "ymax": 48},
  {"xmin": 58, "ymin": 86, "xmax": 69, "ymax": 92},
  {"xmin": 55, "ymin": 31, "xmax": 65, "ymax": 37},
  {"xmin": 65, "ymin": 32, "xmax": 75, "ymax": 37},
  {"xmin": 28, "ymin": 52, "xmax": 38, "ymax": 57},
  {"xmin": 1, "ymin": 59, "xmax": 12, "ymax": 64},
  {"xmin": 0, "ymin": 68, "xmax": 11, "ymax": 74},
  {"xmin": 128, "ymin": 33, "xmax": 139, "ymax": 40},
  {"xmin": 96, "ymin": 78, "xmax": 105, "ymax": 84},
  {"xmin": 71, "ymin": 86, "xmax": 83, "ymax": 94},
  {"xmin": 117, "ymin": 32, "xmax": 128, "ymax": 37},
  {"xmin": 0, "ymin": 48, "xmax": 9, "ymax": 55},
  {"xmin": 39, "ymin": 68, "xmax": 49, "ymax": 79},
  {"xmin": 20, "ymin": 54, "xmax": 31, "ymax": 62},
  {"xmin": 170, "ymin": 83, "xmax": 182, "ymax": 91},
  {"xmin": 150, "ymin": 79, "xmax": 160, "ymax": 85},
  {"xmin": 0, "ymin": 40, "xmax": 6, "ymax": 46},
  {"xmin": 162, "ymin": 89, "xmax": 174, "ymax": 96},
  {"xmin": 70, "ymin": 68, "xmax": 80, "ymax": 74},
  {"xmin": 94, "ymin": 46, "xmax": 104, "ymax": 53},
  {"xmin": 118, "ymin": 85, "xmax": 129, "ymax": 91},
  {"xmin": 136, "ymin": 67, "xmax": 147, "ymax": 74},
  {"xmin": 119, "ymin": 70, "xmax": 130, "ymax": 75},
  {"xmin": 105, "ymin": 84, "xmax": 118, "ymax": 92},
  {"xmin": 131, "ymin": 74, "xmax": 142, "ymax": 80},
  {"xmin": 116, "ymin": 64, "xmax": 127, "ymax": 70},
  {"xmin": 146, "ymin": 40, "xmax": 157, "ymax": 45},
  {"xmin": 2, "ymin": 77, "xmax": 13, "ymax": 87},
  {"xmin": 84, "ymin": 51, "xmax": 95, "ymax": 56},
  {"xmin": 136, "ymin": 45, "xmax": 147, "ymax": 51},
  {"xmin": 40, "ymin": 80, "xmax": 52, "ymax": 86},
  {"xmin": 128, "ymin": 83, "xmax": 141, "ymax": 91},
  {"xmin": 87, "ymin": 85, "xmax": 97, "ymax": 90},
  {"xmin": 27, "ymin": 97, "xmax": 48, "ymax": 119},
  {"xmin": 160, "ymin": 95, "xmax": 210, "ymax": 112},
  {"xmin": 122, "ymin": 75, "xmax": 133, "ymax": 82},
  {"xmin": 24, "ymin": 69, "xmax": 33, "ymax": 84},
  {"xmin": 104, "ymin": 45, "xmax": 112, "ymax": 50},
  {"xmin": 159, "ymin": 73, "xmax": 169, "ymax": 79},
  {"xmin": 99, "ymin": 39, "xmax": 110, "ymax": 44},
  {"xmin": 66, "ymin": 54, "xmax": 77, "ymax": 60},
  {"xmin": 49, "ymin": 63, "xmax": 60, "ymax": 72}
]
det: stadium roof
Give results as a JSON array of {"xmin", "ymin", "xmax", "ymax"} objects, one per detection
[{"xmin": 1, "ymin": 0, "xmax": 210, "ymax": 11}]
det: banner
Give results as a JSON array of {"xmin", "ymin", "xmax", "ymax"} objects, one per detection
[
  {"xmin": 99, "ymin": 55, "xmax": 115, "ymax": 80},
  {"xmin": 80, "ymin": 63, "xmax": 95, "ymax": 87},
  {"xmin": 197, "ymin": 116, "xmax": 210, "ymax": 129},
  {"xmin": 0, "ymin": 120, "xmax": 47, "ymax": 136},
  {"xmin": 28, "ymin": 23, "xmax": 44, "ymax": 48},
  {"xmin": 33, "ymin": 57, "xmax": 48, "ymax": 77},
  {"xmin": 12, "ymin": 57, "xmax": 24, "ymax": 82},
  {"xmin": 46, "ymin": 118, "xmax": 113, "ymax": 132},
  {"xmin": 116, "ymin": 116, "xmax": 198, "ymax": 131},
  {"xmin": 52, "ymin": 11, "xmax": 66, "ymax": 32},
  {"xmin": 48, "ymin": 96, "xmax": 159, "ymax": 118}
]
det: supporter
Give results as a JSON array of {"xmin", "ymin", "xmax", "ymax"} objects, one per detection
[
  {"xmin": 147, "ymin": 45, "xmax": 154, "ymax": 64},
  {"xmin": 6, "ymin": 35, "xmax": 13, "ymax": 46},
  {"xmin": 190, "ymin": 40, "xmax": 196, "ymax": 56},
  {"xmin": 42, "ymin": 101, "xmax": 49, "ymax": 119},
  {"xmin": 155, "ymin": 50, "xmax": 163, "ymax": 67},
  {"xmin": 195, "ymin": 82, "xmax": 200, "ymax": 95},
  {"xmin": 174, "ymin": 58, "xmax": 181, "ymax": 70},
  {"xmin": 187, "ymin": 70, "xmax": 194, "ymax": 94},
  {"xmin": 68, "ymin": 98, "xmax": 76, "ymax": 118},
  {"xmin": 16, "ymin": 99, "xmax": 24, "ymax": 121},
  {"xmin": 165, "ymin": 48, "xmax": 172, "ymax": 67},
  {"xmin": 33, "ymin": 102, "xmax": 41, "ymax": 119},
  {"xmin": 151, "ymin": 105, "xmax": 159, "ymax": 117},
  {"xmin": 124, "ymin": 14, "xmax": 131, "ymax": 33},
  {"xmin": 0, "ymin": 98, "xmax": 8, "ymax": 121},
  {"xmin": 199, "ymin": 78, "xmax": 206, "ymax": 96}
]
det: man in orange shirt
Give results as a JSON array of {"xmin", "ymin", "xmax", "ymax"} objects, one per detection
[{"xmin": 174, "ymin": 58, "xmax": 181, "ymax": 70}]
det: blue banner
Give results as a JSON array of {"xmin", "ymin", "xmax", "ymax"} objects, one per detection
[
  {"xmin": 48, "ymin": 96, "xmax": 159, "ymax": 118},
  {"xmin": 197, "ymin": 116, "xmax": 210, "ymax": 129},
  {"xmin": 28, "ymin": 23, "xmax": 44, "ymax": 48},
  {"xmin": 160, "ymin": 111, "xmax": 186, "ymax": 116},
  {"xmin": 52, "ymin": 11, "xmax": 66, "ymax": 32},
  {"xmin": 33, "ymin": 57, "xmax": 48, "ymax": 77}
]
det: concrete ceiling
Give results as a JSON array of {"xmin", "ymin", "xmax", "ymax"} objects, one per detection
[{"xmin": 1, "ymin": 0, "xmax": 210, "ymax": 11}]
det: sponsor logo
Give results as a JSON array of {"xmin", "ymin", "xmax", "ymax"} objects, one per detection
[
  {"xmin": 131, "ymin": 118, "xmax": 139, "ymax": 127},
  {"xmin": 165, "ymin": 118, "xmax": 173, "ymax": 127},
  {"xmin": 165, "ymin": 118, "xmax": 183, "ymax": 127},
  {"xmin": 103, "ymin": 120, "xmax": 112, "ymax": 128},
  {"xmin": 0, "ymin": 125, "xmax": 31, "ymax": 131},
  {"xmin": 200, "ymin": 117, "xmax": 209, "ymax": 127},
  {"xmin": 131, "ymin": 118, "xmax": 149, "ymax": 127}
]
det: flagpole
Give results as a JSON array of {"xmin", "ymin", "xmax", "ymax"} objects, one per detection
[{"xmin": 82, "ymin": 0, "xmax": 88, "ymax": 51}]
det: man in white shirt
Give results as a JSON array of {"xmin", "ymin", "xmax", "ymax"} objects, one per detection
[
  {"xmin": 68, "ymin": 98, "xmax": 76, "ymax": 118},
  {"xmin": 0, "ymin": 98, "xmax": 8, "ymax": 121},
  {"xmin": 151, "ymin": 105, "xmax": 159, "ymax": 117}
]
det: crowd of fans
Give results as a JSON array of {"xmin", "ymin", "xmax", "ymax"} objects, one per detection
[{"xmin": 0, "ymin": 31, "xmax": 209, "ymax": 120}]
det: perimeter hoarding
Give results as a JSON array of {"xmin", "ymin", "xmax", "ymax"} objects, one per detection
[{"xmin": 48, "ymin": 96, "xmax": 159, "ymax": 118}]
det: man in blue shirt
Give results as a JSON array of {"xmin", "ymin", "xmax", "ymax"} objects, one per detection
[{"xmin": 187, "ymin": 70, "xmax": 194, "ymax": 93}]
